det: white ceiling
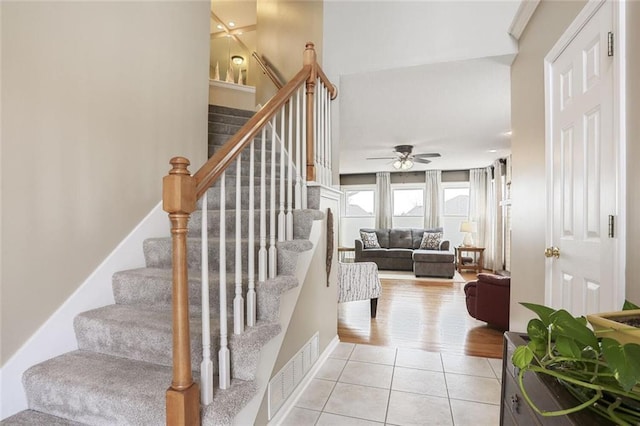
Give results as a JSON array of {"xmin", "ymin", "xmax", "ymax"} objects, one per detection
[
  {"xmin": 337, "ymin": 55, "xmax": 513, "ymax": 173},
  {"xmin": 210, "ymin": 0, "xmax": 522, "ymax": 174}
]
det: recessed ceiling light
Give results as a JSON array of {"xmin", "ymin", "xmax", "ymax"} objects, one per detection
[
  {"xmin": 228, "ymin": 21, "xmax": 236, "ymax": 27},
  {"xmin": 504, "ymin": 130, "xmax": 512, "ymax": 136},
  {"xmin": 216, "ymin": 24, "xmax": 223, "ymax": 30},
  {"xmin": 488, "ymin": 149, "xmax": 498, "ymax": 153}
]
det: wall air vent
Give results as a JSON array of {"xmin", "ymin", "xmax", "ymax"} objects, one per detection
[{"xmin": 267, "ymin": 332, "xmax": 319, "ymax": 420}]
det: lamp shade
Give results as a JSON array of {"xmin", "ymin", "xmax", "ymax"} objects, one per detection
[{"xmin": 459, "ymin": 221, "xmax": 477, "ymax": 233}]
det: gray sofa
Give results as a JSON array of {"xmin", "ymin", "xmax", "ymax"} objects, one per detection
[{"xmin": 354, "ymin": 228, "xmax": 455, "ymax": 278}]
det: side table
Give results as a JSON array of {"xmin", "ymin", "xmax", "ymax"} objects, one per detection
[{"xmin": 456, "ymin": 246, "xmax": 485, "ymax": 274}]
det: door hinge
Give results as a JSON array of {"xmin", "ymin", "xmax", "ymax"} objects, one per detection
[
  {"xmin": 608, "ymin": 215, "xmax": 615, "ymax": 238},
  {"xmin": 608, "ymin": 32, "xmax": 614, "ymax": 57}
]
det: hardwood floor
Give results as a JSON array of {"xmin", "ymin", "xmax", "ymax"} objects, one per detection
[{"xmin": 338, "ymin": 271, "xmax": 504, "ymax": 359}]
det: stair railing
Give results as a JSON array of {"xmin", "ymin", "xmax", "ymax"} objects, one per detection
[
  {"xmin": 162, "ymin": 42, "xmax": 336, "ymax": 425},
  {"xmin": 252, "ymin": 51, "xmax": 285, "ymax": 90}
]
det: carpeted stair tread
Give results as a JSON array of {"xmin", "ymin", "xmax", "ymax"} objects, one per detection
[
  {"xmin": 113, "ymin": 267, "xmax": 299, "ymax": 309},
  {"xmin": 203, "ymin": 377, "xmax": 257, "ymax": 426},
  {"xmin": 209, "ymin": 105, "xmax": 255, "ymax": 118},
  {"xmin": 188, "ymin": 208, "xmax": 322, "ymax": 238},
  {"xmin": 22, "ymin": 350, "xmax": 171, "ymax": 425},
  {"xmin": 144, "ymin": 235, "xmax": 314, "ymax": 272},
  {"xmin": 75, "ymin": 304, "xmax": 281, "ymax": 378},
  {"xmin": 0, "ymin": 410, "xmax": 89, "ymax": 425}
]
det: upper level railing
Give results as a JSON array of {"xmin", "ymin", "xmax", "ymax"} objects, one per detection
[
  {"xmin": 252, "ymin": 51, "xmax": 284, "ymax": 90},
  {"xmin": 162, "ymin": 42, "xmax": 336, "ymax": 425}
]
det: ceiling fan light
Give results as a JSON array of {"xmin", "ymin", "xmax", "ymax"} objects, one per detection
[
  {"xmin": 393, "ymin": 160, "xmax": 402, "ymax": 169},
  {"xmin": 403, "ymin": 160, "xmax": 414, "ymax": 170}
]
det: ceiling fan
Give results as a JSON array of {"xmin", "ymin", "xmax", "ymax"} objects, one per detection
[{"xmin": 366, "ymin": 145, "xmax": 441, "ymax": 170}]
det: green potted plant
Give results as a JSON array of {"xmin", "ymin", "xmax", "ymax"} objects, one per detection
[{"xmin": 512, "ymin": 302, "xmax": 640, "ymax": 425}]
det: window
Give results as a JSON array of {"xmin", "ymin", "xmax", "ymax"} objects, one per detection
[
  {"xmin": 441, "ymin": 182, "xmax": 470, "ymax": 248},
  {"xmin": 344, "ymin": 189, "xmax": 375, "ymax": 217},
  {"xmin": 443, "ymin": 186, "xmax": 469, "ymax": 216},
  {"xmin": 392, "ymin": 188, "xmax": 424, "ymax": 217}
]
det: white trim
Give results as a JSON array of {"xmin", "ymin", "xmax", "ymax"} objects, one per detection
[
  {"xmin": 545, "ymin": 0, "xmax": 607, "ymax": 62},
  {"xmin": 508, "ymin": 0, "xmax": 541, "ymax": 41},
  {"xmin": 308, "ymin": 182, "xmax": 342, "ymax": 201},
  {"xmin": 209, "ymin": 79, "xmax": 256, "ymax": 94},
  {"xmin": 612, "ymin": 0, "xmax": 626, "ymax": 309},
  {"xmin": 0, "ymin": 202, "xmax": 169, "ymax": 420},
  {"xmin": 267, "ymin": 336, "xmax": 340, "ymax": 426},
  {"xmin": 544, "ymin": 0, "xmax": 626, "ymax": 309}
]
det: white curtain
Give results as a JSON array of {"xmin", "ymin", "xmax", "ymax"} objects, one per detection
[
  {"xmin": 375, "ymin": 172, "xmax": 392, "ymax": 228},
  {"xmin": 424, "ymin": 170, "xmax": 442, "ymax": 229},
  {"xmin": 492, "ymin": 159, "xmax": 506, "ymax": 271},
  {"xmin": 469, "ymin": 167, "xmax": 495, "ymax": 269}
]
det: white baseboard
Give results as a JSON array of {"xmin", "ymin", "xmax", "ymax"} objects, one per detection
[
  {"xmin": 0, "ymin": 202, "xmax": 169, "ymax": 420},
  {"xmin": 267, "ymin": 335, "xmax": 340, "ymax": 426}
]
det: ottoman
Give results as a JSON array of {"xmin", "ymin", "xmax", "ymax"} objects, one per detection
[{"xmin": 412, "ymin": 250, "xmax": 456, "ymax": 278}]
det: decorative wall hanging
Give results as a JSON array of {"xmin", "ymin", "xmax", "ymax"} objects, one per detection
[{"xmin": 326, "ymin": 208, "xmax": 334, "ymax": 287}]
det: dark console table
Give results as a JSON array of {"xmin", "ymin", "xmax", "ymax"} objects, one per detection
[{"xmin": 501, "ymin": 332, "xmax": 613, "ymax": 425}]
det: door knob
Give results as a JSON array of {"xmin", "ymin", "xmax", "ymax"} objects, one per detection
[{"xmin": 544, "ymin": 246, "xmax": 560, "ymax": 258}]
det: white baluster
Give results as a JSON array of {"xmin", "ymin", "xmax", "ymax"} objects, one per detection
[
  {"xmin": 219, "ymin": 171, "xmax": 230, "ymax": 390},
  {"xmin": 278, "ymin": 108, "xmax": 286, "ymax": 242},
  {"xmin": 302, "ymin": 86, "xmax": 308, "ymax": 209},
  {"xmin": 234, "ymin": 156, "xmax": 244, "ymax": 335},
  {"xmin": 322, "ymin": 83, "xmax": 328, "ymax": 185},
  {"xmin": 247, "ymin": 141, "xmax": 256, "ymax": 327},
  {"xmin": 314, "ymin": 82, "xmax": 319, "ymax": 185},
  {"xmin": 316, "ymin": 80, "xmax": 324, "ymax": 184},
  {"xmin": 200, "ymin": 191, "xmax": 213, "ymax": 404},
  {"xmin": 258, "ymin": 127, "xmax": 267, "ymax": 283},
  {"xmin": 269, "ymin": 117, "xmax": 277, "ymax": 279},
  {"xmin": 286, "ymin": 93, "xmax": 294, "ymax": 240},
  {"xmin": 324, "ymin": 85, "xmax": 330, "ymax": 185},
  {"xmin": 326, "ymin": 87, "xmax": 332, "ymax": 186},
  {"xmin": 294, "ymin": 88, "xmax": 302, "ymax": 210}
]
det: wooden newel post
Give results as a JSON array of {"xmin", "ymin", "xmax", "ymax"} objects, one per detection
[
  {"xmin": 163, "ymin": 157, "xmax": 200, "ymax": 426},
  {"xmin": 303, "ymin": 42, "xmax": 317, "ymax": 182}
]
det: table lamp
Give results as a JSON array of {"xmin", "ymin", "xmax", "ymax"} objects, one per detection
[{"xmin": 459, "ymin": 221, "xmax": 477, "ymax": 247}]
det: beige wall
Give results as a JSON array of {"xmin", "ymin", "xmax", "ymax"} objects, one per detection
[
  {"xmin": 509, "ymin": 0, "xmax": 586, "ymax": 332},
  {"xmin": 255, "ymin": 190, "xmax": 339, "ymax": 425},
  {"xmin": 256, "ymin": 0, "xmax": 323, "ymax": 105},
  {"xmin": 0, "ymin": 1, "xmax": 210, "ymax": 364},
  {"xmin": 626, "ymin": 1, "xmax": 640, "ymax": 304}
]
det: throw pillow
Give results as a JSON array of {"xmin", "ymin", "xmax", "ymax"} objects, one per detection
[
  {"xmin": 360, "ymin": 231, "xmax": 381, "ymax": 249},
  {"xmin": 419, "ymin": 231, "xmax": 442, "ymax": 250}
]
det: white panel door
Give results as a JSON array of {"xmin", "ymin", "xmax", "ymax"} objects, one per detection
[{"xmin": 545, "ymin": 0, "xmax": 621, "ymax": 316}]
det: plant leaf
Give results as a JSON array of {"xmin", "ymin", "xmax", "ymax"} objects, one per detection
[
  {"xmin": 512, "ymin": 345, "xmax": 534, "ymax": 369},
  {"xmin": 555, "ymin": 335, "xmax": 582, "ymax": 359},
  {"xmin": 527, "ymin": 318, "xmax": 548, "ymax": 343},
  {"xmin": 549, "ymin": 309, "xmax": 599, "ymax": 350},
  {"xmin": 600, "ymin": 338, "xmax": 640, "ymax": 392},
  {"xmin": 527, "ymin": 340, "xmax": 546, "ymax": 359},
  {"xmin": 623, "ymin": 300, "xmax": 640, "ymax": 310},
  {"xmin": 521, "ymin": 302, "xmax": 555, "ymax": 326}
]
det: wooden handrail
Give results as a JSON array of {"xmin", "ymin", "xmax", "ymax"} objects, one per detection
[
  {"xmin": 194, "ymin": 65, "xmax": 311, "ymax": 198},
  {"xmin": 316, "ymin": 66, "xmax": 338, "ymax": 100},
  {"xmin": 163, "ymin": 42, "xmax": 336, "ymax": 425},
  {"xmin": 251, "ymin": 52, "xmax": 284, "ymax": 90}
]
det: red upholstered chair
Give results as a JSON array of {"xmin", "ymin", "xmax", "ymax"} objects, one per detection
[{"xmin": 463, "ymin": 273, "xmax": 511, "ymax": 330}]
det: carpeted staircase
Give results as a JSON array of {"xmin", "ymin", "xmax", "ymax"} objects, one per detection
[{"xmin": 2, "ymin": 106, "xmax": 323, "ymax": 425}]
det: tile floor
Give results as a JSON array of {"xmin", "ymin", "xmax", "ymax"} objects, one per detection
[{"xmin": 280, "ymin": 343, "xmax": 503, "ymax": 426}]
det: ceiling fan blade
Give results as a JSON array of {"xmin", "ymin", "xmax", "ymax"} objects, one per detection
[
  {"xmin": 366, "ymin": 156, "xmax": 397, "ymax": 160},
  {"xmin": 413, "ymin": 158, "xmax": 432, "ymax": 164},
  {"xmin": 414, "ymin": 153, "xmax": 441, "ymax": 158}
]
